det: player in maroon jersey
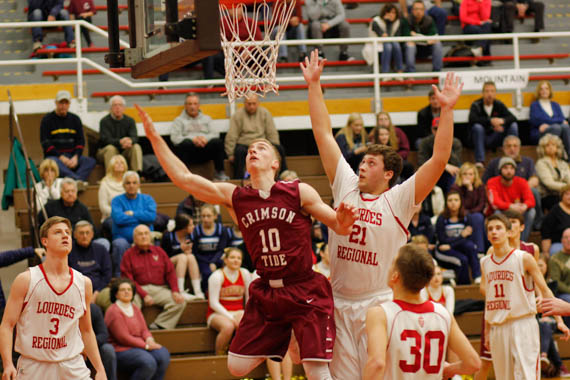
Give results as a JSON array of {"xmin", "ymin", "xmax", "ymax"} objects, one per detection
[{"xmin": 134, "ymin": 104, "xmax": 358, "ymax": 380}]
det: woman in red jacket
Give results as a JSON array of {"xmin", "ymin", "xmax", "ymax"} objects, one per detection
[{"xmin": 460, "ymin": 0, "xmax": 492, "ymax": 65}]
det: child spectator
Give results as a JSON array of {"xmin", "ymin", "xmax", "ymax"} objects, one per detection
[
  {"xmin": 335, "ymin": 113, "xmax": 368, "ymax": 173},
  {"xmin": 369, "ymin": 4, "xmax": 404, "ymax": 76},
  {"xmin": 421, "ymin": 264, "xmax": 455, "ymax": 314}
]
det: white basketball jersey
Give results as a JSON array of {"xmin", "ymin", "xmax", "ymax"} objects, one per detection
[
  {"xmin": 330, "ymin": 157, "xmax": 419, "ymax": 299},
  {"xmin": 481, "ymin": 249, "xmax": 536, "ymax": 325},
  {"xmin": 381, "ymin": 300, "xmax": 452, "ymax": 380},
  {"xmin": 15, "ymin": 265, "xmax": 86, "ymax": 362}
]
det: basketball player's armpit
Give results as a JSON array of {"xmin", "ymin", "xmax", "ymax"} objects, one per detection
[{"xmin": 299, "ymin": 183, "xmax": 356, "ymax": 235}]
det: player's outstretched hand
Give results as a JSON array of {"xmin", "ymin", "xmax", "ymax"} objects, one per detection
[
  {"xmin": 134, "ymin": 104, "xmax": 159, "ymax": 140},
  {"xmin": 557, "ymin": 320, "xmax": 570, "ymax": 341},
  {"xmin": 300, "ymin": 49, "xmax": 326, "ymax": 85},
  {"xmin": 335, "ymin": 202, "xmax": 358, "ymax": 235},
  {"xmin": 542, "ymin": 297, "xmax": 570, "ymax": 317},
  {"xmin": 432, "ymin": 72, "xmax": 463, "ymax": 110}
]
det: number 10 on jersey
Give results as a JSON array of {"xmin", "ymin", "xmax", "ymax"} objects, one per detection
[{"xmin": 259, "ymin": 228, "xmax": 287, "ymax": 268}]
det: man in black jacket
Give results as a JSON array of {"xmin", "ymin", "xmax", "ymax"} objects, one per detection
[
  {"xmin": 468, "ymin": 81, "xmax": 518, "ymax": 167},
  {"xmin": 416, "ymin": 88, "xmax": 441, "ymax": 147},
  {"xmin": 40, "ymin": 90, "xmax": 95, "ymax": 181}
]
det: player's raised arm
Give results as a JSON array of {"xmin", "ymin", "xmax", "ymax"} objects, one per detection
[
  {"xmin": 414, "ymin": 72, "xmax": 463, "ymax": 204},
  {"xmin": 299, "ymin": 182, "xmax": 357, "ymax": 235},
  {"xmin": 79, "ymin": 278, "xmax": 107, "ymax": 380},
  {"xmin": 363, "ymin": 306, "xmax": 387, "ymax": 380},
  {"xmin": 135, "ymin": 104, "xmax": 235, "ymax": 209},
  {"xmin": 443, "ymin": 317, "xmax": 481, "ymax": 378},
  {"xmin": 0, "ymin": 271, "xmax": 30, "ymax": 379},
  {"xmin": 301, "ymin": 50, "xmax": 343, "ymax": 184}
]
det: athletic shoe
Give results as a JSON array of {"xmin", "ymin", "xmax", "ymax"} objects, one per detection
[
  {"xmin": 560, "ymin": 364, "xmax": 570, "ymax": 377},
  {"xmin": 338, "ymin": 52, "xmax": 355, "ymax": 61},
  {"xmin": 214, "ymin": 171, "xmax": 230, "ymax": 181},
  {"xmin": 474, "ymin": 277, "xmax": 481, "ymax": 284},
  {"xmin": 298, "ymin": 52, "xmax": 307, "ymax": 62},
  {"xmin": 540, "ymin": 353, "xmax": 550, "ymax": 370},
  {"xmin": 182, "ymin": 292, "xmax": 201, "ymax": 302},
  {"xmin": 33, "ymin": 41, "xmax": 43, "ymax": 51}
]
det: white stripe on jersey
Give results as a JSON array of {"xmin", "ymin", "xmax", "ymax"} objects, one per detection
[
  {"xmin": 381, "ymin": 300, "xmax": 452, "ymax": 380},
  {"xmin": 15, "ymin": 265, "xmax": 86, "ymax": 362}
]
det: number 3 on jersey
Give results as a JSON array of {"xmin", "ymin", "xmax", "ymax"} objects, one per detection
[
  {"xmin": 400, "ymin": 329, "xmax": 445, "ymax": 374},
  {"xmin": 348, "ymin": 224, "xmax": 367, "ymax": 246}
]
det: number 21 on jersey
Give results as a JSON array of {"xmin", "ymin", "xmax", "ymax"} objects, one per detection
[{"xmin": 400, "ymin": 329, "xmax": 445, "ymax": 374}]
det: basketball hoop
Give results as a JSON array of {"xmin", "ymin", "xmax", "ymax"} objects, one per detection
[{"xmin": 219, "ymin": 0, "xmax": 296, "ymax": 102}]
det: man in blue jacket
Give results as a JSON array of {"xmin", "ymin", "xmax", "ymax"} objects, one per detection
[{"xmin": 110, "ymin": 171, "xmax": 156, "ymax": 277}]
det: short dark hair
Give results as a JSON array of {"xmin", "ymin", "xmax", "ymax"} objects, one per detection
[
  {"xmin": 442, "ymin": 190, "xmax": 465, "ymax": 219},
  {"xmin": 110, "ymin": 278, "xmax": 136, "ymax": 303},
  {"xmin": 483, "ymin": 81, "xmax": 496, "ymax": 91},
  {"xmin": 485, "ymin": 213, "xmax": 511, "ymax": 231},
  {"xmin": 40, "ymin": 216, "xmax": 72, "ymax": 240},
  {"xmin": 412, "ymin": 0, "xmax": 425, "ymax": 8},
  {"xmin": 428, "ymin": 88, "xmax": 435, "ymax": 97},
  {"xmin": 366, "ymin": 144, "xmax": 403, "ymax": 188},
  {"xmin": 395, "ymin": 244, "xmax": 435, "ymax": 293},
  {"xmin": 502, "ymin": 209, "xmax": 524, "ymax": 226},
  {"xmin": 380, "ymin": 3, "xmax": 399, "ymax": 18}
]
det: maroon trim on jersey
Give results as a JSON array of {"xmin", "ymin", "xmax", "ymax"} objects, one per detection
[
  {"xmin": 359, "ymin": 193, "xmax": 380, "ymax": 202},
  {"xmin": 383, "ymin": 194, "xmax": 410, "ymax": 238},
  {"xmin": 39, "ymin": 264, "xmax": 74, "ymax": 296},
  {"xmin": 490, "ymin": 249, "xmax": 516, "ymax": 265},
  {"xmin": 394, "ymin": 300, "xmax": 435, "ymax": 313},
  {"xmin": 522, "ymin": 275, "xmax": 535, "ymax": 292}
]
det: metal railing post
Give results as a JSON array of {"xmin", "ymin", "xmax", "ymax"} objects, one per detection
[
  {"xmin": 75, "ymin": 22, "xmax": 86, "ymax": 113},
  {"xmin": 372, "ymin": 39, "xmax": 381, "ymax": 114},
  {"xmin": 512, "ymin": 35, "xmax": 523, "ymax": 110}
]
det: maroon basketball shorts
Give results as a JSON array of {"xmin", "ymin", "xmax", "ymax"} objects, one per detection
[{"xmin": 229, "ymin": 271, "xmax": 335, "ymax": 361}]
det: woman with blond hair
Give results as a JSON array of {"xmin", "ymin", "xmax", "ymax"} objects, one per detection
[
  {"xmin": 369, "ymin": 111, "xmax": 414, "ymax": 180},
  {"xmin": 530, "ymin": 80, "xmax": 570, "ymax": 156},
  {"xmin": 535, "ymin": 134, "xmax": 570, "ymax": 211},
  {"xmin": 34, "ymin": 158, "xmax": 63, "ymax": 208},
  {"xmin": 335, "ymin": 113, "xmax": 368, "ymax": 172},
  {"xmin": 450, "ymin": 162, "xmax": 487, "ymax": 254},
  {"xmin": 98, "ymin": 154, "xmax": 128, "ymax": 238}
]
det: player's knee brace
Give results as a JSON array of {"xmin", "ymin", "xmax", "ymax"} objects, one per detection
[
  {"xmin": 227, "ymin": 353, "xmax": 264, "ymax": 377},
  {"xmin": 302, "ymin": 361, "xmax": 332, "ymax": 380}
]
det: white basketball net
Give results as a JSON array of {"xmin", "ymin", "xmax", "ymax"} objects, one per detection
[{"xmin": 219, "ymin": 0, "xmax": 296, "ymax": 102}]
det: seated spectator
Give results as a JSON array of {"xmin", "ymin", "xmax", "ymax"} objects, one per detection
[
  {"xmin": 335, "ymin": 113, "xmax": 368, "ymax": 173},
  {"xmin": 34, "ymin": 158, "xmax": 63, "ymax": 208},
  {"xmin": 313, "ymin": 242, "xmax": 331, "ymax": 279},
  {"xmin": 68, "ymin": 220, "xmax": 112, "ymax": 305},
  {"xmin": 542, "ymin": 185, "xmax": 570, "ymax": 255},
  {"xmin": 37, "ymin": 178, "xmax": 100, "ymax": 235},
  {"xmin": 28, "ymin": 0, "xmax": 74, "ymax": 51},
  {"xmin": 369, "ymin": 112, "xmax": 414, "ymax": 180},
  {"xmin": 536, "ymin": 254, "xmax": 570, "ymax": 377},
  {"xmin": 193, "ymin": 204, "xmax": 229, "ymax": 291},
  {"xmin": 68, "ymin": 0, "xmax": 96, "ymax": 47},
  {"xmin": 468, "ymin": 81, "xmax": 519, "ymax": 166},
  {"xmin": 450, "ymin": 162, "xmax": 487, "ymax": 254},
  {"xmin": 226, "ymin": 223, "xmax": 243, "ymax": 248},
  {"xmin": 98, "ymin": 155, "xmax": 128, "ymax": 239},
  {"xmin": 104, "ymin": 278, "xmax": 170, "ymax": 379},
  {"xmin": 0, "ymin": 247, "xmax": 43, "ymax": 317},
  {"xmin": 460, "ymin": 0, "xmax": 492, "ymax": 64},
  {"xmin": 225, "ymin": 94, "xmax": 287, "ymax": 179},
  {"xmin": 421, "ymin": 185, "xmax": 445, "ymax": 225},
  {"xmin": 121, "ymin": 225, "xmax": 186, "ymax": 329},
  {"xmin": 530, "ymin": 80, "xmax": 570, "ymax": 156},
  {"xmin": 416, "ymin": 88, "xmax": 441, "ymax": 147},
  {"xmin": 160, "ymin": 214, "xmax": 204, "ymax": 299},
  {"xmin": 514, "ymin": 0, "xmax": 545, "ymax": 34},
  {"xmin": 435, "ymin": 190, "xmax": 480, "ymax": 285},
  {"xmin": 176, "ymin": 194, "xmax": 201, "ymax": 220},
  {"xmin": 111, "ymin": 171, "xmax": 157, "ymax": 277},
  {"xmin": 420, "ymin": 264, "xmax": 455, "ymax": 313},
  {"xmin": 97, "ymin": 96, "xmax": 143, "ymax": 174},
  {"xmin": 272, "ymin": 0, "xmax": 307, "ymax": 63},
  {"xmin": 90, "ymin": 303, "xmax": 117, "ymax": 380},
  {"xmin": 399, "ymin": 0, "xmax": 448, "ymax": 35},
  {"xmin": 548, "ymin": 228, "xmax": 570, "ymax": 310},
  {"xmin": 40, "ymin": 90, "xmax": 96, "ymax": 182},
  {"xmin": 170, "ymin": 93, "xmax": 228, "ymax": 181},
  {"xmin": 482, "ymin": 135, "xmax": 542, "ymax": 228},
  {"xmin": 279, "ymin": 169, "xmax": 298, "ymax": 182},
  {"xmin": 536, "ymin": 134, "xmax": 570, "ymax": 211},
  {"xmin": 408, "ymin": 210, "xmax": 436, "ymax": 251},
  {"xmin": 418, "ymin": 117, "xmax": 462, "ymax": 194},
  {"xmin": 207, "ymin": 247, "xmax": 251, "ymax": 355},
  {"xmin": 369, "ymin": 4, "xmax": 403, "ymax": 76},
  {"xmin": 401, "ymin": 0, "xmax": 443, "ymax": 73},
  {"xmin": 305, "ymin": 0, "xmax": 353, "ymax": 61},
  {"xmin": 487, "ymin": 157, "xmax": 536, "ymax": 241}
]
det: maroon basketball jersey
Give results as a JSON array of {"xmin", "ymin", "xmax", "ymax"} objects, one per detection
[
  {"xmin": 232, "ymin": 180, "xmax": 313, "ymax": 280},
  {"xmin": 520, "ymin": 241, "xmax": 534, "ymax": 256}
]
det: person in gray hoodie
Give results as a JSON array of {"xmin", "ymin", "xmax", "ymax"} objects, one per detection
[{"xmin": 170, "ymin": 93, "xmax": 229, "ymax": 181}]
